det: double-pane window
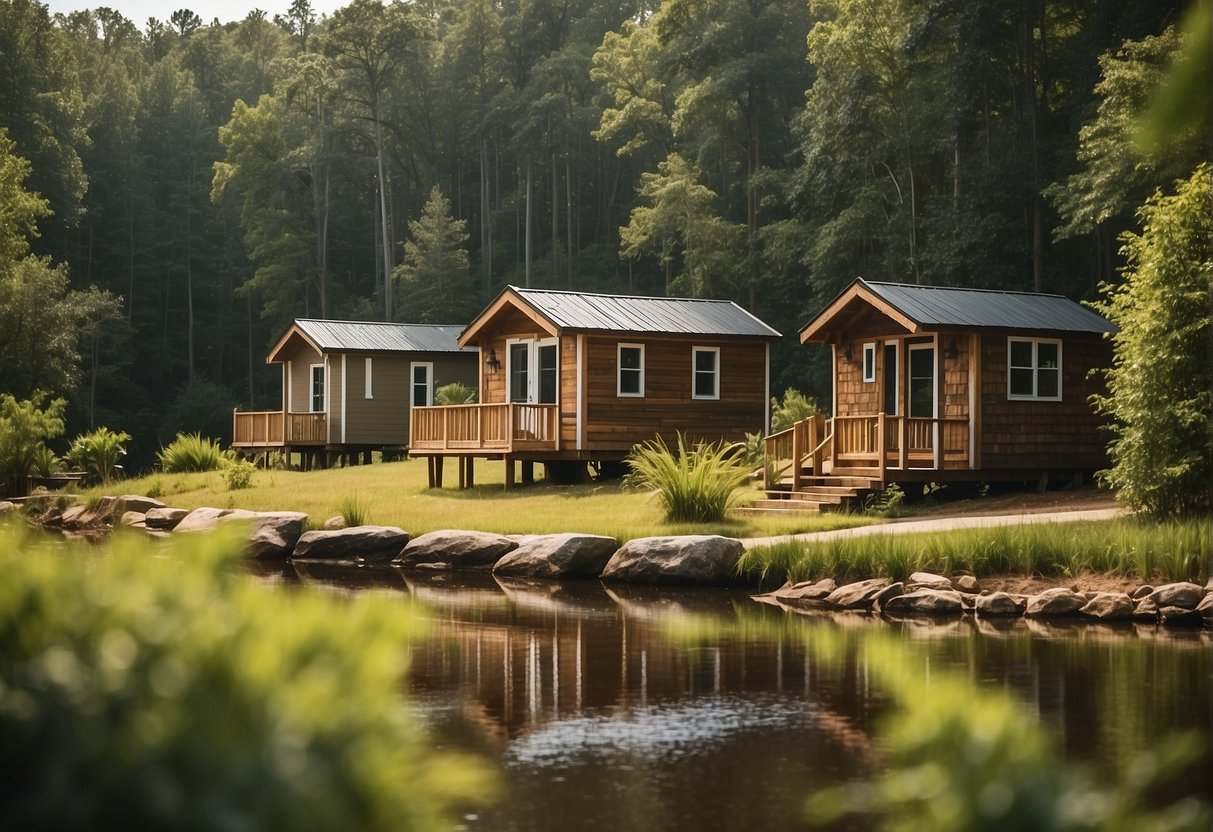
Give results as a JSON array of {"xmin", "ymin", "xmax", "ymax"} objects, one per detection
[
  {"xmin": 692, "ymin": 347, "xmax": 719, "ymax": 399},
  {"xmin": 1008, "ymin": 338, "xmax": 1061, "ymax": 400},
  {"xmin": 618, "ymin": 345, "xmax": 644, "ymax": 397}
]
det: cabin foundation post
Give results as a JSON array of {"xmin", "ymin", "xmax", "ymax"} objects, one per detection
[
  {"xmin": 504, "ymin": 458, "xmax": 515, "ymax": 490},
  {"xmin": 363, "ymin": 449, "xmax": 372, "ymax": 465},
  {"xmin": 521, "ymin": 461, "xmax": 535, "ymax": 484}
]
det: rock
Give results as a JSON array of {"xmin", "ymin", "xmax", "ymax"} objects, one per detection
[
  {"xmin": 1025, "ymin": 587, "xmax": 1087, "ymax": 618},
  {"xmin": 873, "ymin": 582, "xmax": 904, "ymax": 611},
  {"xmin": 1132, "ymin": 597, "xmax": 1159, "ymax": 620},
  {"xmin": 114, "ymin": 495, "xmax": 167, "ymax": 516},
  {"xmin": 1079, "ymin": 592, "xmax": 1134, "ymax": 620},
  {"xmin": 1195, "ymin": 594, "xmax": 1213, "ymax": 622},
  {"xmin": 600, "ymin": 535, "xmax": 744, "ymax": 586},
  {"xmin": 1158, "ymin": 606, "xmax": 1204, "ymax": 626},
  {"xmin": 57, "ymin": 505, "xmax": 88, "ymax": 528},
  {"xmin": 144, "ymin": 507, "xmax": 189, "ymax": 530},
  {"xmin": 772, "ymin": 578, "xmax": 838, "ymax": 608},
  {"xmin": 882, "ymin": 588, "xmax": 964, "ymax": 617},
  {"xmin": 492, "ymin": 533, "xmax": 619, "ymax": 579},
  {"xmin": 1131, "ymin": 585, "xmax": 1154, "ymax": 600},
  {"xmin": 955, "ymin": 575, "xmax": 980, "ymax": 593},
  {"xmin": 824, "ymin": 578, "xmax": 890, "ymax": 610},
  {"xmin": 975, "ymin": 591, "xmax": 1025, "ymax": 618},
  {"xmin": 292, "ymin": 526, "xmax": 410, "ymax": 563},
  {"xmin": 1145, "ymin": 582, "xmax": 1204, "ymax": 611},
  {"xmin": 906, "ymin": 571, "xmax": 952, "ymax": 591},
  {"xmin": 245, "ymin": 512, "xmax": 309, "ymax": 560},
  {"xmin": 323, "ymin": 515, "xmax": 346, "ymax": 530},
  {"xmin": 119, "ymin": 511, "xmax": 146, "ymax": 527},
  {"xmin": 0, "ymin": 500, "xmax": 17, "ymax": 514},
  {"xmin": 396, "ymin": 530, "xmax": 518, "ymax": 571},
  {"xmin": 173, "ymin": 506, "xmax": 258, "ymax": 533}
]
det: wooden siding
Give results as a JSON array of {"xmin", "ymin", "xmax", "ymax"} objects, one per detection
[
  {"xmin": 342, "ymin": 353, "xmax": 478, "ymax": 445},
  {"xmin": 285, "ymin": 342, "xmax": 323, "ymax": 414},
  {"xmin": 327, "ymin": 356, "xmax": 342, "ymax": 443}
]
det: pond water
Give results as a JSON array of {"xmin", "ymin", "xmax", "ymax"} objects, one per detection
[{"xmin": 282, "ymin": 564, "xmax": 1212, "ymax": 832}]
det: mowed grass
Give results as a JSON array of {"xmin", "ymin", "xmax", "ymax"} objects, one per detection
[{"xmin": 80, "ymin": 459, "xmax": 873, "ymax": 541}]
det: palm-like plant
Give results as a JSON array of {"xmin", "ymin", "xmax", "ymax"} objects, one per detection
[{"xmin": 66, "ymin": 427, "xmax": 130, "ymax": 485}]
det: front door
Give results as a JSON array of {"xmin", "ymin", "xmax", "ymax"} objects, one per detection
[
  {"xmin": 908, "ymin": 344, "xmax": 936, "ymax": 418},
  {"xmin": 507, "ymin": 339, "xmax": 558, "ymax": 404}
]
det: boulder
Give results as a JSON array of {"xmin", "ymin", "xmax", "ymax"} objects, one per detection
[
  {"xmin": 55, "ymin": 505, "xmax": 88, "ymax": 528},
  {"xmin": 1158, "ymin": 606, "xmax": 1204, "ymax": 626},
  {"xmin": 119, "ymin": 511, "xmax": 146, "ymax": 527},
  {"xmin": 873, "ymin": 582, "xmax": 905, "ymax": 611},
  {"xmin": 1133, "ymin": 596, "xmax": 1160, "ymax": 620},
  {"xmin": 245, "ymin": 512, "xmax": 309, "ymax": 560},
  {"xmin": 600, "ymin": 535, "xmax": 744, "ymax": 586},
  {"xmin": 492, "ymin": 533, "xmax": 619, "ymax": 579},
  {"xmin": 905, "ymin": 571, "xmax": 952, "ymax": 592},
  {"xmin": 1079, "ymin": 592, "xmax": 1134, "ymax": 620},
  {"xmin": 824, "ymin": 578, "xmax": 890, "ymax": 610},
  {"xmin": 1131, "ymin": 585, "xmax": 1154, "ymax": 600},
  {"xmin": 1195, "ymin": 593, "xmax": 1213, "ymax": 622},
  {"xmin": 881, "ymin": 588, "xmax": 964, "ymax": 617},
  {"xmin": 955, "ymin": 575, "xmax": 980, "ymax": 593},
  {"xmin": 292, "ymin": 526, "xmax": 410, "ymax": 563},
  {"xmin": 1025, "ymin": 587, "xmax": 1087, "ymax": 618},
  {"xmin": 975, "ymin": 592, "xmax": 1026, "ymax": 618},
  {"xmin": 396, "ymin": 530, "xmax": 518, "ymax": 571},
  {"xmin": 174, "ymin": 507, "xmax": 258, "ymax": 533},
  {"xmin": 323, "ymin": 515, "xmax": 347, "ymax": 530},
  {"xmin": 773, "ymin": 578, "xmax": 839, "ymax": 608},
  {"xmin": 114, "ymin": 495, "xmax": 167, "ymax": 516},
  {"xmin": 1145, "ymin": 582, "xmax": 1204, "ymax": 611},
  {"xmin": 145, "ymin": 507, "xmax": 189, "ymax": 530},
  {"xmin": 0, "ymin": 501, "xmax": 17, "ymax": 514}
]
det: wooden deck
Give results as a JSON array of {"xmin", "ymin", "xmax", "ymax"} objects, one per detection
[
  {"xmin": 231, "ymin": 410, "xmax": 327, "ymax": 448},
  {"xmin": 409, "ymin": 403, "xmax": 559, "ymax": 454}
]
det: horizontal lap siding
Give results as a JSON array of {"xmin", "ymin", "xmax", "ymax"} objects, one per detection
[
  {"xmin": 583, "ymin": 336, "xmax": 767, "ymax": 451},
  {"xmin": 343, "ymin": 353, "xmax": 478, "ymax": 445},
  {"xmin": 284, "ymin": 343, "xmax": 323, "ymax": 414},
  {"xmin": 979, "ymin": 333, "xmax": 1111, "ymax": 469}
]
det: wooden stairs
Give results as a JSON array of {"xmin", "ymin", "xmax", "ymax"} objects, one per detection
[{"xmin": 744, "ymin": 474, "xmax": 881, "ymax": 514}]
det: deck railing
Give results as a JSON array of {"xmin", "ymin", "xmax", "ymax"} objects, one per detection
[
  {"xmin": 232, "ymin": 410, "xmax": 327, "ymax": 447},
  {"xmin": 762, "ymin": 414, "xmax": 830, "ymax": 490},
  {"xmin": 409, "ymin": 403, "xmax": 559, "ymax": 453}
]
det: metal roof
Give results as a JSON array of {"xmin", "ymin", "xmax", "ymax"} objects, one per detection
[
  {"xmin": 512, "ymin": 287, "xmax": 780, "ymax": 338},
  {"xmin": 293, "ymin": 319, "xmax": 473, "ymax": 353},
  {"xmin": 863, "ymin": 280, "xmax": 1116, "ymax": 333}
]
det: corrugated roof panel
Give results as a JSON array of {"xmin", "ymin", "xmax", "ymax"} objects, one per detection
[
  {"xmin": 864, "ymin": 281, "xmax": 1116, "ymax": 333},
  {"xmin": 293, "ymin": 320, "xmax": 473, "ymax": 353},
  {"xmin": 514, "ymin": 287, "xmax": 780, "ymax": 338}
]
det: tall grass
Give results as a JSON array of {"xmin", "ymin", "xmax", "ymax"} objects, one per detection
[
  {"xmin": 624, "ymin": 433, "xmax": 752, "ymax": 523},
  {"xmin": 738, "ymin": 518, "xmax": 1211, "ymax": 586},
  {"xmin": 157, "ymin": 433, "xmax": 226, "ymax": 473},
  {"xmin": 336, "ymin": 493, "xmax": 370, "ymax": 526}
]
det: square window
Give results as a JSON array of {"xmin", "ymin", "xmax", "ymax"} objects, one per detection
[{"xmin": 1007, "ymin": 338, "xmax": 1062, "ymax": 401}]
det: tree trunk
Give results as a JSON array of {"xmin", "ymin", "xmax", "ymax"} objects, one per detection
[
  {"xmin": 480, "ymin": 136, "xmax": 492, "ymax": 298},
  {"xmin": 374, "ymin": 114, "xmax": 393, "ymax": 320},
  {"xmin": 566, "ymin": 157, "xmax": 573, "ymax": 288},
  {"xmin": 525, "ymin": 158, "xmax": 532, "ymax": 288}
]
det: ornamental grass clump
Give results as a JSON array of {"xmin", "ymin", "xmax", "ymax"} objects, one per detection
[
  {"xmin": 157, "ymin": 432, "xmax": 226, "ymax": 473},
  {"xmin": 624, "ymin": 433, "xmax": 751, "ymax": 523}
]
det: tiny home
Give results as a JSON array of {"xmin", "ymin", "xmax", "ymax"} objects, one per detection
[
  {"xmin": 761, "ymin": 279, "xmax": 1116, "ymax": 508},
  {"xmin": 231, "ymin": 319, "xmax": 478, "ymax": 467},
  {"xmin": 409, "ymin": 286, "xmax": 781, "ymax": 487}
]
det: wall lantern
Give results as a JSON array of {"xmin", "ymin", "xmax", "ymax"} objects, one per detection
[
  {"xmin": 485, "ymin": 347, "xmax": 501, "ymax": 374},
  {"xmin": 944, "ymin": 339, "xmax": 959, "ymax": 361}
]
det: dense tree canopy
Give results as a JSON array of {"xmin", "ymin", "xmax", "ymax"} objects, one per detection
[{"xmin": 0, "ymin": 0, "xmax": 1198, "ymax": 470}]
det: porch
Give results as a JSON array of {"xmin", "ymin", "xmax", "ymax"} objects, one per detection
[
  {"xmin": 231, "ymin": 410, "xmax": 327, "ymax": 448},
  {"xmin": 409, "ymin": 403, "xmax": 560, "ymax": 489}
]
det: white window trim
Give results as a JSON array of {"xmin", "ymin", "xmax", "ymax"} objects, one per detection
[
  {"xmin": 505, "ymin": 337, "xmax": 559, "ymax": 404},
  {"xmin": 410, "ymin": 361, "xmax": 434, "ymax": 407},
  {"xmin": 692, "ymin": 346, "xmax": 720, "ymax": 400},
  {"xmin": 617, "ymin": 343, "xmax": 645, "ymax": 398},
  {"xmin": 365, "ymin": 357, "xmax": 373, "ymax": 399},
  {"xmin": 907, "ymin": 343, "xmax": 936, "ymax": 419},
  {"xmin": 862, "ymin": 342, "xmax": 877, "ymax": 383},
  {"xmin": 1007, "ymin": 336, "xmax": 1063, "ymax": 401},
  {"xmin": 309, "ymin": 363, "xmax": 325, "ymax": 413}
]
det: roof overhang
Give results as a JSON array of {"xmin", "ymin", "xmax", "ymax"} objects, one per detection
[
  {"xmin": 458, "ymin": 287, "xmax": 560, "ymax": 347},
  {"xmin": 799, "ymin": 279, "xmax": 921, "ymax": 344},
  {"xmin": 266, "ymin": 322, "xmax": 323, "ymax": 364}
]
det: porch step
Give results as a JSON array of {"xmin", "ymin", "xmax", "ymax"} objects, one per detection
[
  {"xmin": 747, "ymin": 499, "xmax": 823, "ymax": 513},
  {"xmin": 758, "ymin": 473, "xmax": 878, "ymax": 514}
]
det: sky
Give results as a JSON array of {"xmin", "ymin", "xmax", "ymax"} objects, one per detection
[{"xmin": 45, "ymin": 0, "xmax": 349, "ymax": 27}]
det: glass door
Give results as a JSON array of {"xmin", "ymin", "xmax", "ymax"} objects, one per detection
[{"xmin": 908, "ymin": 345, "xmax": 936, "ymax": 418}]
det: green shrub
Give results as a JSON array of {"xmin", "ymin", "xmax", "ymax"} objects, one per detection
[
  {"xmin": 0, "ymin": 525, "xmax": 494, "ymax": 830},
  {"xmin": 0, "ymin": 393, "xmax": 66, "ymax": 497},
  {"xmin": 157, "ymin": 432, "xmax": 226, "ymax": 473},
  {"xmin": 29, "ymin": 443, "xmax": 62, "ymax": 478},
  {"xmin": 65, "ymin": 426, "xmax": 130, "ymax": 486},
  {"xmin": 770, "ymin": 388, "xmax": 818, "ymax": 433},
  {"xmin": 625, "ymin": 433, "xmax": 751, "ymax": 523},
  {"xmin": 336, "ymin": 493, "xmax": 370, "ymax": 526},
  {"xmin": 434, "ymin": 381, "xmax": 478, "ymax": 405},
  {"xmin": 224, "ymin": 458, "xmax": 255, "ymax": 490}
]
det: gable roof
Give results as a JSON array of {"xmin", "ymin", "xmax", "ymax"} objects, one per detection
[
  {"xmin": 267, "ymin": 319, "xmax": 473, "ymax": 363},
  {"xmin": 800, "ymin": 278, "xmax": 1116, "ymax": 343},
  {"xmin": 460, "ymin": 286, "xmax": 780, "ymax": 345}
]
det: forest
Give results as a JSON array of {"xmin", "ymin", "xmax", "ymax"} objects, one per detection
[{"xmin": 0, "ymin": 0, "xmax": 1204, "ymax": 469}]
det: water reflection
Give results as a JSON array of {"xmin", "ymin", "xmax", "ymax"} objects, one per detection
[{"xmin": 290, "ymin": 566, "xmax": 1211, "ymax": 832}]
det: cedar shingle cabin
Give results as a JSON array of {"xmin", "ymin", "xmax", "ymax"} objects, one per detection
[
  {"xmin": 231, "ymin": 319, "xmax": 478, "ymax": 468},
  {"xmin": 408, "ymin": 286, "xmax": 780, "ymax": 487},
  {"xmin": 758, "ymin": 278, "xmax": 1116, "ymax": 512}
]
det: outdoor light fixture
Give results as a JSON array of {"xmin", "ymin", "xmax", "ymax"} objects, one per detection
[
  {"xmin": 485, "ymin": 347, "xmax": 501, "ymax": 374},
  {"xmin": 944, "ymin": 339, "xmax": 959, "ymax": 360}
]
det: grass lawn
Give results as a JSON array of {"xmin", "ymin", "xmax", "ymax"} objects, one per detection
[{"xmin": 79, "ymin": 459, "xmax": 873, "ymax": 541}]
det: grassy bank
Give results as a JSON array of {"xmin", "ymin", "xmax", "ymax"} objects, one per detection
[
  {"xmin": 76, "ymin": 458, "xmax": 872, "ymax": 541},
  {"xmin": 738, "ymin": 517, "xmax": 1211, "ymax": 587}
]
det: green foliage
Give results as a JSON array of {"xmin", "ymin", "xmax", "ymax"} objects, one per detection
[
  {"xmin": 0, "ymin": 394, "xmax": 67, "ymax": 497},
  {"xmin": 65, "ymin": 426, "xmax": 130, "ymax": 486},
  {"xmin": 1090, "ymin": 165, "xmax": 1212, "ymax": 518},
  {"xmin": 864, "ymin": 482, "xmax": 905, "ymax": 517},
  {"xmin": 0, "ymin": 525, "xmax": 493, "ymax": 830},
  {"xmin": 223, "ymin": 458, "xmax": 256, "ymax": 490},
  {"xmin": 393, "ymin": 186, "xmax": 475, "ymax": 324},
  {"xmin": 0, "ymin": 128, "xmax": 49, "ymax": 261},
  {"xmin": 624, "ymin": 433, "xmax": 752, "ymax": 523},
  {"xmin": 336, "ymin": 493, "xmax": 370, "ymax": 527},
  {"xmin": 158, "ymin": 433, "xmax": 226, "ymax": 473},
  {"xmin": 29, "ymin": 444, "xmax": 63, "ymax": 478},
  {"xmin": 434, "ymin": 381, "xmax": 478, "ymax": 405},
  {"xmin": 769, "ymin": 388, "xmax": 818, "ymax": 433}
]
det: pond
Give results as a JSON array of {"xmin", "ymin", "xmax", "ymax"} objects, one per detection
[{"xmin": 282, "ymin": 564, "xmax": 1211, "ymax": 831}]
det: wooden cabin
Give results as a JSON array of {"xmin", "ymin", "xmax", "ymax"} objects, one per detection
[
  {"xmin": 231, "ymin": 319, "xmax": 478, "ymax": 467},
  {"xmin": 759, "ymin": 278, "xmax": 1116, "ymax": 511},
  {"xmin": 409, "ymin": 286, "xmax": 780, "ymax": 487}
]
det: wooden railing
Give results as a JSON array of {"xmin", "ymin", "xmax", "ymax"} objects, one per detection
[
  {"xmin": 762, "ymin": 414, "xmax": 830, "ymax": 490},
  {"xmin": 232, "ymin": 410, "xmax": 327, "ymax": 447},
  {"xmin": 409, "ymin": 403, "xmax": 559, "ymax": 453},
  {"xmin": 833, "ymin": 414, "xmax": 969, "ymax": 473}
]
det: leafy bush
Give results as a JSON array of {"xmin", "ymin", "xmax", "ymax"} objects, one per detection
[
  {"xmin": 224, "ymin": 458, "xmax": 255, "ymax": 490},
  {"xmin": 434, "ymin": 381, "xmax": 477, "ymax": 405},
  {"xmin": 0, "ymin": 525, "xmax": 493, "ymax": 830},
  {"xmin": 625, "ymin": 433, "xmax": 751, "ymax": 523},
  {"xmin": 0, "ymin": 393, "xmax": 66, "ymax": 497},
  {"xmin": 336, "ymin": 493, "xmax": 370, "ymax": 526},
  {"xmin": 157, "ymin": 432, "xmax": 226, "ymax": 473},
  {"xmin": 29, "ymin": 444, "xmax": 63, "ymax": 478},
  {"xmin": 770, "ymin": 388, "xmax": 818, "ymax": 433},
  {"xmin": 65, "ymin": 426, "xmax": 130, "ymax": 486}
]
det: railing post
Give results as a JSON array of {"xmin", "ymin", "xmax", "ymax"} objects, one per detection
[
  {"xmin": 877, "ymin": 413, "xmax": 887, "ymax": 484},
  {"xmin": 790, "ymin": 419, "xmax": 803, "ymax": 494},
  {"xmin": 507, "ymin": 404, "xmax": 515, "ymax": 452}
]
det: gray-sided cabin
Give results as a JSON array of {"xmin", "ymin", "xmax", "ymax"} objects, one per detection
[
  {"xmin": 231, "ymin": 319, "xmax": 478, "ymax": 468},
  {"xmin": 759, "ymin": 278, "xmax": 1116, "ymax": 511},
  {"xmin": 409, "ymin": 286, "xmax": 780, "ymax": 487}
]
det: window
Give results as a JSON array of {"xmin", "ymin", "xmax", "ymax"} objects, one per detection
[
  {"xmin": 507, "ymin": 339, "xmax": 559, "ymax": 404},
  {"xmin": 310, "ymin": 364, "xmax": 325, "ymax": 413},
  {"xmin": 862, "ymin": 342, "xmax": 877, "ymax": 383},
  {"xmin": 410, "ymin": 362, "xmax": 433, "ymax": 407},
  {"xmin": 618, "ymin": 344, "xmax": 644, "ymax": 397},
  {"xmin": 908, "ymin": 345, "xmax": 935, "ymax": 418},
  {"xmin": 882, "ymin": 342, "xmax": 898, "ymax": 416},
  {"xmin": 365, "ymin": 357, "xmax": 373, "ymax": 399},
  {"xmin": 1007, "ymin": 337, "xmax": 1061, "ymax": 401},
  {"xmin": 692, "ymin": 346, "xmax": 719, "ymax": 400}
]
